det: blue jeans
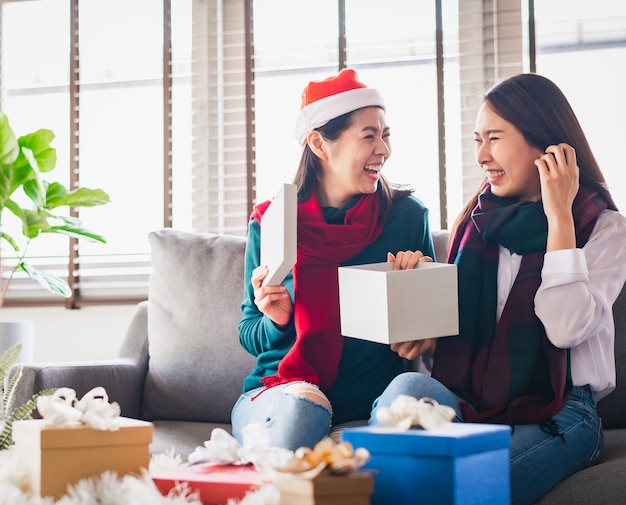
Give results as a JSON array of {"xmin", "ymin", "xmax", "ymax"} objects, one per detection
[
  {"xmin": 231, "ymin": 383, "xmax": 333, "ymax": 451},
  {"xmin": 370, "ymin": 372, "xmax": 603, "ymax": 505}
]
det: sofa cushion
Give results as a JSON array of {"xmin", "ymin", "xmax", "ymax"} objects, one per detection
[
  {"xmin": 533, "ymin": 428, "xmax": 626, "ymax": 504},
  {"xmin": 431, "ymin": 229, "xmax": 449, "ymax": 263},
  {"xmin": 143, "ymin": 229, "xmax": 255, "ymax": 423}
]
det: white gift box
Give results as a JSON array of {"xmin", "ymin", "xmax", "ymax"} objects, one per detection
[
  {"xmin": 338, "ymin": 261, "xmax": 459, "ymax": 344},
  {"xmin": 260, "ymin": 183, "xmax": 297, "ymax": 287}
]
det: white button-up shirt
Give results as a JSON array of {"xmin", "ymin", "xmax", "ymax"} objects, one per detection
[{"xmin": 496, "ymin": 210, "xmax": 626, "ymax": 400}]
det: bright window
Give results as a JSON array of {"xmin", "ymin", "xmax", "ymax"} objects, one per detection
[
  {"xmin": 253, "ymin": 0, "xmax": 461, "ymax": 231},
  {"xmin": 533, "ymin": 0, "xmax": 626, "ymax": 212},
  {"xmin": 0, "ymin": 0, "xmax": 193, "ymax": 304},
  {"xmin": 2, "ymin": 0, "xmax": 623, "ymax": 308}
]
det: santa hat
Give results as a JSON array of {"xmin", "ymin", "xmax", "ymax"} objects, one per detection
[{"xmin": 294, "ymin": 68, "xmax": 385, "ymax": 145}]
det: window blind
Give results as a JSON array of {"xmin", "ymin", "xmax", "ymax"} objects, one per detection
[
  {"xmin": 190, "ymin": 0, "xmax": 252, "ymax": 236},
  {"xmin": 0, "ymin": 0, "xmax": 253, "ymax": 307},
  {"xmin": 457, "ymin": 0, "xmax": 524, "ymax": 206}
]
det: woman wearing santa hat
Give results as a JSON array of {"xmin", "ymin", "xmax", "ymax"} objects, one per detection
[{"xmin": 232, "ymin": 68, "xmax": 435, "ymax": 450}]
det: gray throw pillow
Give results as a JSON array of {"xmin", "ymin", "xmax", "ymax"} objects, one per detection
[{"xmin": 142, "ymin": 228, "xmax": 255, "ymax": 423}]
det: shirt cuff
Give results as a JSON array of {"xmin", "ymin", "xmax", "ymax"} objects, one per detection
[{"xmin": 541, "ymin": 248, "xmax": 589, "ymax": 287}]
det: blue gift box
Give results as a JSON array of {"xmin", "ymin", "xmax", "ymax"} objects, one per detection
[{"xmin": 342, "ymin": 423, "xmax": 511, "ymax": 505}]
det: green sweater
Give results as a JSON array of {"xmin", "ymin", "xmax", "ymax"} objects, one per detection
[{"xmin": 238, "ymin": 194, "xmax": 434, "ymax": 425}]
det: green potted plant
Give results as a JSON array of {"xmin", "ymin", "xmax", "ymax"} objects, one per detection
[
  {"xmin": 0, "ymin": 343, "xmax": 55, "ymax": 450},
  {"xmin": 0, "ymin": 108, "xmax": 110, "ymax": 309}
]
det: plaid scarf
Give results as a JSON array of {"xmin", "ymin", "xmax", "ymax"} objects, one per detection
[
  {"xmin": 253, "ymin": 191, "xmax": 384, "ymax": 391},
  {"xmin": 431, "ymin": 185, "xmax": 607, "ymax": 425}
]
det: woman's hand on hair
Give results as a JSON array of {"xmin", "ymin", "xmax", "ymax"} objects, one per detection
[
  {"xmin": 387, "ymin": 251, "xmax": 433, "ymax": 270},
  {"xmin": 534, "ymin": 143, "xmax": 579, "ymax": 251},
  {"xmin": 251, "ymin": 265, "xmax": 293, "ymax": 328},
  {"xmin": 391, "ymin": 338, "xmax": 437, "ymax": 360}
]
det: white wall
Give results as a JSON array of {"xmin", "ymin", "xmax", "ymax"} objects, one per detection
[{"xmin": 0, "ymin": 304, "xmax": 138, "ymax": 362}]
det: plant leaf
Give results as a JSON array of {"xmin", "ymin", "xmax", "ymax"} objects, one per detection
[
  {"xmin": 4, "ymin": 129, "xmax": 55, "ymax": 198},
  {"xmin": 0, "ymin": 231, "xmax": 20, "ymax": 254},
  {"xmin": 0, "ymin": 343, "xmax": 21, "ymax": 387},
  {"xmin": 0, "ymin": 110, "xmax": 19, "ymax": 166},
  {"xmin": 19, "ymin": 261, "xmax": 72, "ymax": 298},
  {"xmin": 0, "ymin": 164, "xmax": 13, "ymax": 212},
  {"xmin": 0, "ymin": 111, "xmax": 19, "ymax": 211},
  {"xmin": 45, "ymin": 224, "xmax": 107, "ymax": 243},
  {"xmin": 16, "ymin": 128, "xmax": 56, "ymax": 173},
  {"xmin": 46, "ymin": 184, "xmax": 111, "ymax": 209},
  {"xmin": 22, "ymin": 173, "xmax": 46, "ymax": 211},
  {"xmin": 4, "ymin": 199, "xmax": 34, "ymax": 242},
  {"xmin": 0, "ymin": 387, "xmax": 57, "ymax": 450},
  {"xmin": 20, "ymin": 208, "xmax": 51, "ymax": 239},
  {"xmin": 0, "ymin": 344, "xmax": 58, "ymax": 451},
  {"xmin": 3, "ymin": 362, "xmax": 23, "ymax": 416}
]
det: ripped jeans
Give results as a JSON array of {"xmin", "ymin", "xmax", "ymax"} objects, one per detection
[
  {"xmin": 231, "ymin": 381, "xmax": 333, "ymax": 451},
  {"xmin": 370, "ymin": 372, "xmax": 604, "ymax": 505}
]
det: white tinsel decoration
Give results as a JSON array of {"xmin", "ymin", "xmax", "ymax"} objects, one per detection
[
  {"xmin": 226, "ymin": 484, "xmax": 280, "ymax": 505},
  {"xmin": 0, "ymin": 448, "xmax": 279, "ymax": 505}
]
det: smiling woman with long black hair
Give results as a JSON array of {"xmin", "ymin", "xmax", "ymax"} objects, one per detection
[{"xmin": 370, "ymin": 73, "xmax": 626, "ymax": 505}]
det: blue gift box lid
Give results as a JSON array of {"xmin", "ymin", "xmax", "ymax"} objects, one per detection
[{"xmin": 342, "ymin": 423, "xmax": 511, "ymax": 457}]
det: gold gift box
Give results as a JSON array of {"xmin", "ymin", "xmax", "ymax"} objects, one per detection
[
  {"xmin": 12, "ymin": 417, "xmax": 153, "ymax": 499},
  {"xmin": 275, "ymin": 471, "xmax": 374, "ymax": 505}
]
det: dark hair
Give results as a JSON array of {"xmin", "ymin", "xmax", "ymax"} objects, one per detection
[
  {"xmin": 453, "ymin": 73, "xmax": 618, "ymax": 236},
  {"xmin": 292, "ymin": 107, "xmax": 412, "ymax": 221}
]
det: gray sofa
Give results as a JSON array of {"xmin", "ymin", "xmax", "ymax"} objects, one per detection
[{"xmin": 14, "ymin": 228, "xmax": 626, "ymax": 504}]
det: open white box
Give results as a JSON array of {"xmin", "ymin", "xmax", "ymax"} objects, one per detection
[{"xmin": 338, "ymin": 261, "xmax": 459, "ymax": 344}]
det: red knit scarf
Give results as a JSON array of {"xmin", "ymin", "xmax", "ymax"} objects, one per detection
[{"xmin": 252, "ymin": 191, "xmax": 384, "ymax": 391}]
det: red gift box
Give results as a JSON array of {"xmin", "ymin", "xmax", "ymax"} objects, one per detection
[{"xmin": 151, "ymin": 463, "xmax": 271, "ymax": 505}]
